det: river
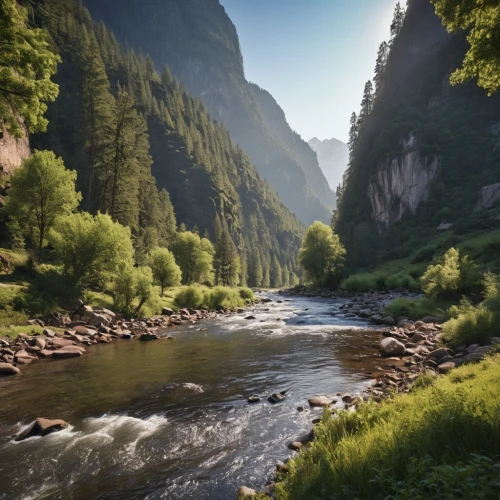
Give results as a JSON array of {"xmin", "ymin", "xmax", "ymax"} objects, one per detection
[{"xmin": 0, "ymin": 294, "xmax": 383, "ymax": 500}]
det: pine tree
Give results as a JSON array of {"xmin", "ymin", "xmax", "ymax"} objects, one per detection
[
  {"xmin": 214, "ymin": 214, "xmax": 240, "ymax": 286},
  {"xmin": 389, "ymin": 2, "xmax": 406, "ymax": 46},
  {"xmin": 347, "ymin": 112, "xmax": 359, "ymax": 164},
  {"xmin": 358, "ymin": 81, "xmax": 374, "ymax": 126},
  {"xmin": 270, "ymin": 255, "xmax": 282, "ymax": 288},
  {"xmin": 374, "ymin": 41, "xmax": 390, "ymax": 94},
  {"xmin": 81, "ymin": 25, "xmax": 114, "ymax": 211},
  {"xmin": 158, "ymin": 189, "xmax": 177, "ymax": 247}
]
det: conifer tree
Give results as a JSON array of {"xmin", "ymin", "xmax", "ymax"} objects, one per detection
[
  {"xmin": 158, "ymin": 189, "xmax": 177, "ymax": 247},
  {"xmin": 358, "ymin": 80, "xmax": 374, "ymax": 126},
  {"xmin": 270, "ymin": 255, "xmax": 282, "ymax": 288},
  {"xmin": 214, "ymin": 214, "xmax": 240, "ymax": 286},
  {"xmin": 81, "ymin": 25, "xmax": 114, "ymax": 211},
  {"xmin": 389, "ymin": 2, "xmax": 406, "ymax": 46},
  {"xmin": 374, "ymin": 41, "xmax": 390, "ymax": 94},
  {"xmin": 347, "ymin": 112, "xmax": 359, "ymax": 163}
]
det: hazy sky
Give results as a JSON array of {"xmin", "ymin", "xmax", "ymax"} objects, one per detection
[{"xmin": 219, "ymin": 0, "xmax": 400, "ymax": 143}]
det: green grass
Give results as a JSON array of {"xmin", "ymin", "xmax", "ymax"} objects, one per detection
[
  {"xmin": 275, "ymin": 356, "xmax": 500, "ymax": 500},
  {"xmin": 341, "ymin": 271, "xmax": 420, "ymax": 292},
  {"xmin": 0, "ymin": 324, "xmax": 65, "ymax": 338}
]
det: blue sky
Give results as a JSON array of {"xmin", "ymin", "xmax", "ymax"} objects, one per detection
[{"xmin": 219, "ymin": 0, "xmax": 400, "ymax": 143}]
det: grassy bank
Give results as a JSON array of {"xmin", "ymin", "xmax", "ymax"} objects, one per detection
[{"xmin": 275, "ymin": 356, "xmax": 500, "ymax": 499}]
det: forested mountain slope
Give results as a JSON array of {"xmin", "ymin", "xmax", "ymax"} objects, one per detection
[
  {"xmin": 28, "ymin": 0, "xmax": 304, "ymax": 287},
  {"xmin": 336, "ymin": 0, "xmax": 500, "ymax": 270},
  {"xmin": 82, "ymin": 0, "xmax": 334, "ymax": 225}
]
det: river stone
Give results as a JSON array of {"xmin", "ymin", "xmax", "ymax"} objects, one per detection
[
  {"xmin": 438, "ymin": 362, "xmax": 456, "ymax": 374},
  {"xmin": 268, "ymin": 392, "xmax": 287, "ymax": 404},
  {"xmin": 237, "ymin": 486, "xmax": 257, "ymax": 498},
  {"xmin": 425, "ymin": 348, "xmax": 453, "ymax": 361},
  {"xmin": 288, "ymin": 441, "xmax": 303, "ymax": 451},
  {"xmin": 381, "ymin": 316, "xmax": 395, "ymax": 326},
  {"xmin": 380, "ymin": 337, "xmax": 406, "ymax": 356},
  {"xmin": 16, "ymin": 418, "xmax": 69, "ymax": 441},
  {"xmin": 121, "ymin": 332, "xmax": 133, "ymax": 339},
  {"xmin": 0, "ymin": 362, "xmax": 20, "ymax": 376},
  {"xmin": 51, "ymin": 338, "xmax": 74, "ymax": 348},
  {"xmin": 247, "ymin": 395, "xmax": 260, "ymax": 404},
  {"xmin": 139, "ymin": 333, "xmax": 158, "ymax": 342},
  {"xmin": 52, "ymin": 348, "xmax": 82, "ymax": 359},
  {"xmin": 308, "ymin": 396, "xmax": 333, "ymax": 407}
]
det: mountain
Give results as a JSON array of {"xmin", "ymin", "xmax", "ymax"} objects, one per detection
[
  {"xmin": 308, "ymin": 137, "xmax": 349, "ymax": 193},
  {"xmin": 335, "ymin": 0, "xmax": 500, "ymax": 270},
  {"xmin": 27, "ymin": 0, "xmax": 304, "ymax": 287},
  {"xmin": 82, "ymin": 0, "xmax": 333, "ymax": 225}
]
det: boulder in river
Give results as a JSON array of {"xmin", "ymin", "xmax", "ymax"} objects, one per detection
[
  {"xmin": 52, "ymin": 348, "xmax": 82, "ymax": 359},
  {"xmin": 162, "ymin": 307, "xmax": 175, "ymax": 316},
  {"xmin": 308, "ymin": 396, "xmax": 333, "ymax": 407},
  {"xmin": 268, "ymin": 391, "xmax": 287, "ymax": 404},
  {"xmin": 0, "ymin": 362, "xmax": 20, "ymax": 376},
  {"xmin": 16, "ymin": 418, "xmax": 69, "ymax": 441},
  {"xmin": 139, "ymin": 333, "xmax": 158, "ymax": 342},
  {"xmin": 244, "ymin": 316, "xmax": 256, "ymax": 320},
  {"xmin": 380, "ymin": 337, "xmax": 406, "ymax": 356},
  {"xmin": 247, "ymin": 395, "xmax": 261, "ymax": 404}
]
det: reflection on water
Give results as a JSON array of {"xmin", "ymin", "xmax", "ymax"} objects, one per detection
[{"xmin": 0, "ymin": 294, "xmax": 381, "ymax": 500}]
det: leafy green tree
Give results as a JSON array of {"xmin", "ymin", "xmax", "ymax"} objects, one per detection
[
  {"xmin": 431, "ymin": 0, "xmax": 500, "ymax": 95},
  {"xmin": 171, "ymin": 231, "xmax": 214, "ymax": 285},
  {"xmin": 6, "ymin": 150, "xmax": 81, "ymax": 260},
  {"xmin": 298, "ymin": 221, "xmax": 346, "ymax": 287},
  {"xmin": 148, "ymin": 247, "xmax": 182, "ymax": 296},
  {"xmin": 0, "ymin": 0, "xmax": 59, "ymax": 137},
  {"xmin": 49, "ymin": 211, "xmax": 134, "ymax": 289},
  {"xmin": 114, "ymin": 265, "xmax": 154, "ymax": 316}
]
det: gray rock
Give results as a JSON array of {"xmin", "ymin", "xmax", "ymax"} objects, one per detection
[
  {"xmin": 139, "ymin": 333, "xmax": 158, "ymax": 342},
  {"xmin": 425, "ymin": 348, "xmax": 453, "ymax": 361},
  {"xmin": 308, "ymin": 396, "xmax": 333, "ymax": 407},
  {"xmin": 237, "ymin": 486, "xmax": 257, "ymax": 498},
  {"xmin": 438, "ymin": 361, "xmax": 456, "ymax": 374},
  {"xmin": 380, "ymin": 337, "xmax": 406, "ymax": 356}
]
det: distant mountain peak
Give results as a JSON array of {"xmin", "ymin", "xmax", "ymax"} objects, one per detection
[{"xmin": 308, "ymin": 137, "xmax": 349, "ymax": 192}]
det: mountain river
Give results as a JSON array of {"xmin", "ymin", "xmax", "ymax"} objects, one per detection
[{"xmin": 0, "ymin": 293, "xmax": 384, "ymax": 499}]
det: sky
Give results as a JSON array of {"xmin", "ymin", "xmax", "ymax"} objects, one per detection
[{"xmin": 219, "ymin": 0, "xmax": 400, "ymax": 143}]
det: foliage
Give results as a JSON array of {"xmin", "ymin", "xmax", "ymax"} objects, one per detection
[
  {"xmin": 5, "ymin": 151, "xmax": 81, "ymax": 259},
  {"xmin": 384, "ymin": 297, "xmax": 442, "ymax": 321},
  {"xmin": 174, "ymin": 285, "xmax": 204, "ymax": 309},
  {"xmin": 171, "ymin": 231, "xmax": 214, "ymax": 285},
  {"xmin": 275, "ymin": 355, "xmax": 500, "ymax": 500},
  {"xmin": 340, "ymin": 271, "xmax": 419, "ymax": 292},
  {"xmin": 49, "ymin": 212, "xmax": 134, "ymax": 289},
  {"xmin": 432, "ymin": 0, "xmax": 500, "ymax": 95},
  {"xmin": 203, "ymin": 286, "xmax": 246, "ymax": 311},
  {"xmin": 113, "ymin": 265, "xmax": 155, "ymax": 316},
  {"xmin": 148, "ymin": 247, "xmax": 182, "ymax": 296},
  {"xmin": 214, "ymin": 214, "xmax": 240, "ymax": 287},
  {"xmin": 0, "ymin": 0, "xmax": 59, "ymax": 137},
  {"xmin": 421, "ymin": 248, "xmax": 479, "ymax": 299},
  {"xmin": 298, "ymin": 221, "xmax": 345, "ymax": 288},
  {"xmin": 239, "ymin": 287, "xmax": 254, "ymax": 301}
]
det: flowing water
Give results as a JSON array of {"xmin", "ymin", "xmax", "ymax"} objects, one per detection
[{"xmin": 0, "ymin": 294, "xmax": 383, "ymax": 500}]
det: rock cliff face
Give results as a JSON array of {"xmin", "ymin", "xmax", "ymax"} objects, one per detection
[
  {"xmin": 308, "ymin": 137, "xmax": 349, "ymax": 192},
  {"xmin": 477, "ymin": 184, "xmax": 500, "ymax": 210},
  {"xmin": 0, "ymin": 124, "xmax": 29, "ymax": 175},
  {"xmin": 83, "ymin": 0, "xmax": 332, "ymax": 225},
  {"xmin": 368, "ymin": 135, "xmax": 438, "ymax": 227}
]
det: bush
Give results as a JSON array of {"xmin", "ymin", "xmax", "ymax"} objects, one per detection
[
  {"xmin": 421, "ymin": 247, "xmax": 480, "ymax": 299},
  {"xmin": 384, "ymin": 297, "xmax": 441, "ymax": 321},
  {"xmin": 204, "ymin": 286, "xmax": 246, "ymax": 311},
  {"xmin": 239, "ymin": 287, "xmax": 254, "ymax": 301},
  {"xmin": 174, "ymin": 285, "xmax": 205, "ymax": 309},
  {"xmin": 341, "ymin": 273, "xmax": 380, "ymax": 292}
]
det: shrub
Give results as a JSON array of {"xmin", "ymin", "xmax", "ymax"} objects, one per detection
[
  {"xmin": 340, "ymin": 273, "xmax": 379, "ymax": 292},
  {"xmin": 384, "ymin": 297, "xmax": 441, "ymax": 321},
  {"xmin": 204, "ymin": 286, "xmax": 246, "ymax": 311},
  {"xmin": 174, "ymin": 285, "xmax": 204, "ymax": 309},
  {"xmin": 239, "ymin": 287, "xmax": 254, "ymax": 301},
  {"xmin": 421, "ymin": 247, "xmax": 480, "ymax": 299}
]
